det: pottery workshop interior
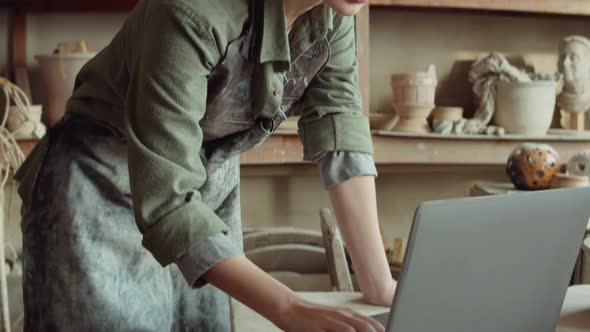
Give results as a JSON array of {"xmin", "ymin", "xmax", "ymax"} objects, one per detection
[{"xmin": 0, "ymin": 1, "xmax": 590, "ymax": 331}]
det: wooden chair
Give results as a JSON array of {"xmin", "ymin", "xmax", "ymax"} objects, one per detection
[
  {"xmin": 242, "ymin": 227, "xmax": 334, "ymax": 293},
  {"xmin": 319, "ymin": 208, "xmax": 354, "ymax": 292},
  {"xmin": 556, "ymin": 238, "xmax": 590, "ymax": 331}
]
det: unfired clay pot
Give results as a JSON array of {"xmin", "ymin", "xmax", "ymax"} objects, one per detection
[
  {"xmin": 506, "ymin": 143, "xmax": 561, "ymax": 190},
  {"xmin": 36, "ymin": 53, "xmax": 95, "ymax": 127},
  {"xmin": 551, "ymin": 173, "xmax": 590, "ymax": 188},
  {"xmin": 495, "ymin": 80, "xmax": 558, "ymax": 136},
  {"xmin": 391, "ymin": 65, "xmax": 437, "ymax": 133}
]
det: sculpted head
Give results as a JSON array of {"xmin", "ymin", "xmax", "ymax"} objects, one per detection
[{"xmin": 558, "ymin": 36, "xmax": 590, "ymax": 94}]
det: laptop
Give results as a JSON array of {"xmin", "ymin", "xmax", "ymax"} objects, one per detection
[{"xmin": 373, "ymin": 187, "xmax": 590, "ymax": 332}]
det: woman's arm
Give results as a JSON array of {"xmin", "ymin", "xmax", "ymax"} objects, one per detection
[
  {"xmin": 204, "ymin": 256, "xmax": 385, "ymax": 332},
  {"xmin": 328, "ymin": 176, "xmax": 396, "ymax": 306}
]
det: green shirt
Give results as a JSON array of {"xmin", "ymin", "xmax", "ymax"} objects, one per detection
[{"xmin": 18, "ymin": 0, "xmax": 373, "ymax": 266}]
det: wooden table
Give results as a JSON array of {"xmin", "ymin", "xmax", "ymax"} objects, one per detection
[{"xmin": 232, "ymin": 289, "xmax": 590, "ymax": 331}]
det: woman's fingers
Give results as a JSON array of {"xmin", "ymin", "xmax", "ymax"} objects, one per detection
[
  {"xmin": 350, "ymin": 310, "xmax": 385, "ymax": 332},
  {"xmin": 280, "ymin": 296, "xmax": 384, "ymax": 332},
  {"xmin": 328, "ymin": 308, "xmax": 383, "ymax": 332}
]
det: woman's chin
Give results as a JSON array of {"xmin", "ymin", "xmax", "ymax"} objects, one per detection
[{"xmin": 324, "ymin": 0, "xmax": 367, "ymax": 16}]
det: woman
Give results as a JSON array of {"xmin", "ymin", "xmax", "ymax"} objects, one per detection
[{"xmin": 16, "ymin": 0, "xmax": 395, "ymax": 330}]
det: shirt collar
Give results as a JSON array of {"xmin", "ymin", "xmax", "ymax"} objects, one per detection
[{"xmin": 259, "ymin": 0, "xmax": 333, "ymax": 64}]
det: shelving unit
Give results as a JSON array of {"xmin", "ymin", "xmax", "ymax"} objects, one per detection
[
  {"xmin": 240, "ymin": 129, "xmax": 590, "ymax": 166},
  {"xmin": 2, "ymin": 0, "xmax": 137, "ymax": 12},
  {"xmin": 3, "ymin": 1, "xmax": 590, "ymax": 167},
  {"xmin": 369, "ymin": 0, "xmax": 590, "ymax": 16}
]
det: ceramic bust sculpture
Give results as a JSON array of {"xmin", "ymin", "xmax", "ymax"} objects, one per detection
[{"xmin": 558, "ymin": 35, "xmax": 590, "ymax": 131}]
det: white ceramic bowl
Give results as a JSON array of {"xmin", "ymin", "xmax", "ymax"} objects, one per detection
[{"xmin": 494, "ymin": 80, "xmax": 558, "ymax": 136}]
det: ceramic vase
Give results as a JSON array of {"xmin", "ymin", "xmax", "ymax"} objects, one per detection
[
  {"xmin": 36, "ymin": 53, "xmax": 95, "ymax": 127},
  {"xmin": 494, "ymin": 80, "xmax": 558, "ymax": 136},
  {"xmin": 390, "ymin": 65, "xmax": 437, "ymax": 133},
  {"xmin": 369, "ymin": 113, "xmax": 398, "ymax": 131}
]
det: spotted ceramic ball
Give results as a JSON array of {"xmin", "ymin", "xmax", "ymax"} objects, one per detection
[{"xmin": 506, "ymin": 143, "xmax": 561, "ymax": 190}]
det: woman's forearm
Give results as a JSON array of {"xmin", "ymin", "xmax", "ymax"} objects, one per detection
[
  {"xmin": 327, "ymin": 175, "xmax": 395, "ymax": 306},
  {"xmin": 203, "ymin": 255, "xmax": 294, "ymax": 327},
  {"xmin": 203, "ymin": 255, "xmax": 385, "ymax": 331}
]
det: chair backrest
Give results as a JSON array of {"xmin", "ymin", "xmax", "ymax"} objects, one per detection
[
  {"xmin": 243, "ymin": 228, "xmax": 324, "ymax": 252},
  {"xmin": 243, "ymin": 227, "xmax": 329, "ymax": 274},
  {"xmin": 319, "ymin": 208, "xmax": 354, "ymax": 292}
]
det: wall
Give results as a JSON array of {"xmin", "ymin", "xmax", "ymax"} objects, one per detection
[
  {"xmin": 370, "ymin": 8, "xmax": 590, "ymax": 116},
  {"xmin": 1, "ymin": 7, "xmax": 589, "ymax": 253}
]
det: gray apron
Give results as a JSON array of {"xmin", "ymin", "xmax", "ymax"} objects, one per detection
[{"xmin": 19, "ymin": 1, "xmax": 329, "ymax": 330}]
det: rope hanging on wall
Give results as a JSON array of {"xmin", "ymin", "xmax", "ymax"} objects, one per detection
[{"xmin": 0, "ymin": 77, "xmax": 30, "ymax": 332}]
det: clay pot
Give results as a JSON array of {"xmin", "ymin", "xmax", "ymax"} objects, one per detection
[
  {"xmin": 369, "ymin": 113, "xmax": 398, "ymax": 131},
  {"xmin": 391, "ymin": 105, "xmax": 433, "ymax": 133},
  {"xmin": 431, "ymin": 107, "xmax": 464, "ymax": 134},
  {"xmin": 506, "ymin": 143, "xmax": 561, "ymax": 190},
  {"xmin": 36, "ymin": 53, "xmax": 95, "ymax": 127},
  {"xmin": 391, "ymin": 65, "xmax": 437, "ymax": 133},
  {"xmin": 431, "ymin": 107, "xmax": 464, "ymax": 122},
  {"xmin": 552, "ymin": 173, "xmax": 590, "ymax": 188},
  {"xmin": 494, "ymin": 80, "xmax": 558, "ymax": 136}
]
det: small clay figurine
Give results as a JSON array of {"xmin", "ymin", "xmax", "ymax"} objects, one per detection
[{"xmin": 558, "ymin": 36, "xmax": 590, "ymax": 131}]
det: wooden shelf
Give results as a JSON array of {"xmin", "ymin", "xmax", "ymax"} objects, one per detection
[
  {"xmin": 1, "ymin": 0, "xmax": 139, "ymax": 12},
  {"xmin": 241, "ymin": 130, "xmax": 590, "ymax": 166},
  {"xmin": 369, "ymin": 0, "xmax": 590, "ymax": 16},
  {"xmin": 19, "ymin": 131, "xmax": 590, "ymax": 172}
]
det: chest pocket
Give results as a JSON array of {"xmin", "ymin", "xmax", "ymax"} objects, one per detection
[{"xmin": 201, "ymin": 36, "xmax": 330, "ymax": 143}]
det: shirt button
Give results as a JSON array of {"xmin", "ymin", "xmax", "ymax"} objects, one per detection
[{"xmin": 273, "ymin": 89, "xmax": 282, "ymax": 97}]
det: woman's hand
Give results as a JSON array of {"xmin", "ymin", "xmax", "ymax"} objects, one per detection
[
  {"xmin": 276, "ymin": 295, "xmax": 385, "ymax": 332},
  {"xmin": 204, "ymin": 256, "xmax": 384, "ymax": 332}
]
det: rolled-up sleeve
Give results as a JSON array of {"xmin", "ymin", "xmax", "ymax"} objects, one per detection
[
  {"xmin": 317, "ymin": 151, "xmax": 378, "ymax": 189},
  {"xmin": 297, "ymin": 14, "xmax": 373, "ymax": 161},
  {"xmin": 176, "ymin": 234, "xmax": 242, "ymax": 288},
  {"xmin": 124, "ymin": 3, "xmax": 230, "ymax": 266}
]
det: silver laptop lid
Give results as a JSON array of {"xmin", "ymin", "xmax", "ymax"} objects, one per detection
[{"xmin": 386, "ymin": 187, "xmax": 590, "ymax": 332}]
